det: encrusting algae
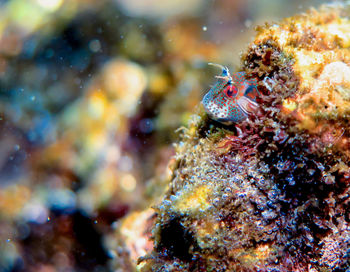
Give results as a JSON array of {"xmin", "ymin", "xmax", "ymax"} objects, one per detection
[{"xmin": 117, "ymin": 4, "xmax": 350, "ymax": 271}]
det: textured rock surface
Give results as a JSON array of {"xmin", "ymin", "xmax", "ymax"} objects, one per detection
[{"xmin": 138, "ymin": 4, "xmax": 350, "ymax": 271}]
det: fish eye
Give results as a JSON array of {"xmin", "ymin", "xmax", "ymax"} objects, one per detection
[{"xmin": 224, "ymin": 85, "xmax": 238, "ymax": 98}]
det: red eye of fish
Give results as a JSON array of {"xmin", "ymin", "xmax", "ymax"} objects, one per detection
[{"xmin": 224, "ymin": 85, "xmax": 238, "ymax": 98}]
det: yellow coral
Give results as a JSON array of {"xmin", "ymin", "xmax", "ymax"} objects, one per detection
[
  {"xmin": 196, "ymin": 219, "xmax": 219, "ymax": 237},
  {"xmin": 173, "ymin": 184, "xmax": 212, "ymax": 214},
  {"xmin": 249, "ymin": 4, "xmax": 350, "ymax": 153},
  {"xmin": 228, "ymin": 244, "xmax": 272, "ymax": 267}
]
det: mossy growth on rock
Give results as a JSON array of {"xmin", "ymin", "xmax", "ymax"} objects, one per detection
[{"xmin": 139, "ymin": 4, "xmax": 350, "ymax": 272}]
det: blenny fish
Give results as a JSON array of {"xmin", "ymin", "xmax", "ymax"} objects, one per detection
[{"xmin": 202, "ymin": 63, "xmax": 260, "ymax": 124}]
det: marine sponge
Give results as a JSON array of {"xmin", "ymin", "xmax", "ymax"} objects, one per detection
[{"xmin": 139, "ymin": 3, "xmax": 350, "ymax": 271}]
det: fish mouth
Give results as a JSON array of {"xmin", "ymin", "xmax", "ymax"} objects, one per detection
[
  {"xmin": 201, "ymin": 101, "xmax": 219, "ymax": 120},
  {"xmin": 201, "ymin": 102, "xmax": 235, "ymax": 125},
  {"xmin": 201, "ymin": 101, "xmax": 210, "ymax": 114},
  {"xmin": 202, "ymin": 99, "xmax": 251, "ymax": 124}
]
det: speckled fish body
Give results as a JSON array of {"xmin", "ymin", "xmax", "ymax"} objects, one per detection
[{"xmin": 202, "ymin": 65, "xmax": 259, "ymax": 124}]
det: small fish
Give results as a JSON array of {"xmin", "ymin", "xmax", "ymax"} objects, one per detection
[{"xmin": 202, "ymin": 63, "xmax": 260, "ymax": 124}]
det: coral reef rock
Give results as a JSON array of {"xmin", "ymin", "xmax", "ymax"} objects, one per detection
[{"xmin": 139, "ymin": 4, "xmax": 350, "ymax": 272}]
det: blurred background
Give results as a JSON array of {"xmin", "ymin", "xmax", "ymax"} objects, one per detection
[{"xmin": 0, "ymin": 0, "xmax": 330, "ymax": 271}]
